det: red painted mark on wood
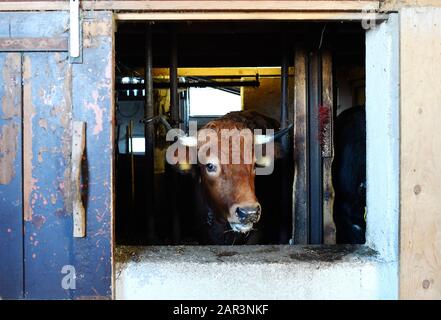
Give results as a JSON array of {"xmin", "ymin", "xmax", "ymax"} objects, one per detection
[{"xmin": 318, "ymin": 104, "xmax": 331, "ymax": 146}]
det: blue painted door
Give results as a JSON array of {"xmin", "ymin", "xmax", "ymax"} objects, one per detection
[
  {"xmin": 0, "ymin": 11, "xmax": 114, "ymax": 299},
  {"xmin": 0, "ymin": 53, "xmax": 23, "ymax": 299}
]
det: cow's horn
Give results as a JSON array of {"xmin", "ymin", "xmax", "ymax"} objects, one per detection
[{"xmin": 254, "ymin": 123, "xmax": 293, "ymax": 145}]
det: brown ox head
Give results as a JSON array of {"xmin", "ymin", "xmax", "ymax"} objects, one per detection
[
  {"xmin": 196, "ymin": 120, "xmax": 261, "ymax": 233},
  {"xmin": 174, "ymin": 113, "xmax": 291, "ymax": 234}
]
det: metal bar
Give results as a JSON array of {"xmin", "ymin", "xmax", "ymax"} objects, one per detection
[
  {"xmin": 308, "ymin": 51, "xmax": 323, "ymax": 244},
  {"xmin": 69, "ymin": 0, "xmax": 80, "ymax": 58},
  {"xmin": 117, "ymin": 80, "xmax": 259, "ymax": 90},
  {"xmin": 0, "ymin": 38, "xmax": 68, "ymax": 52},
  {"xmin": 125, "ymin": 125, "xmax": 130, "ymax": 156},
  {"xmin": 279, "ymin": 36, "xmax": 291, "ymax": 243},
  {"xmin": 128, "ymin": 121, "xmax": 135, "ymax": 223},
  {"xmin": 170, "ymin": 29, "xmax": 179, "ymax": 127},
  {"xmin": 169, "ymin": 28, "xmax": 181, "ymax": 244},
  {"xmin": 144, "ymin": 23, "xmax": 155, "ymax": 243},
  {"xmin": 281, "ymin": 39, "xmax": 289, "ymax": 130}
]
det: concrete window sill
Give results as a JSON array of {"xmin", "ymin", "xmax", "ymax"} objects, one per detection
[{"xmin": 115, "ymin": 245, "xmax": 397, "ymax": 299}]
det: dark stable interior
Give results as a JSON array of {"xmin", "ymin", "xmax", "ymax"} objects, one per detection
[{"xmin": 114, "ymin": 21, "xmax": 366, "ymax": 245}]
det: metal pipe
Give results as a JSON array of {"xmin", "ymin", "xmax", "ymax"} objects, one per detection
[
  {"xmin": 169, "ymin": 28, "xmax": 180, "ymax": 244},
  {"xmin": 279, "ymin": 35, "xmax": 291, "ymax": 244},
  {"xmin": 117, "ymin": 80, "xmax": 260, "ymax": 90},
  {"xmin": 308, "ymin": 51, "xmax": 323, "ymax": 244},
  {"xmin": 170, "ymin": 29, "xmax": 179, "ymax": 127},
  {"xmin": 281, "ymin": 38, "xmax": 289, "ymax": 130},
  {"xmin": 128, "ymin": 121, "xmax": 135, "ymax": 220},
  {"xmin": 145, "ymin": 23, "xmax": 155, "ymax": 243}
]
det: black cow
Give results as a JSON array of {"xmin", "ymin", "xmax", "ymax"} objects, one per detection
[{"xmin": 332, "ymin": 106, "xmax": 366, "ymax": 244}]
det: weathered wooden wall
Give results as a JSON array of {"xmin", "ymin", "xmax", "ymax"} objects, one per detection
[
  {"xmin": 0, "ymin": 11, "xmax": 114, "ymax": 300},
  {"xmin": 400, "ymin": 7, "xmax": 441, "ymax": 300},
  {"xmin": 0, "ymin": 52, "xmax": 23, "ymax": 299},
  {"xmin": 0, "ymin": 1, "xmax": 381, "ymax": 11}
]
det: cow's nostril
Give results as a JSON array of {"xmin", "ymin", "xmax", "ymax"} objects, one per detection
[{"xmin": 235, "ymin": 206, "xmax": 261, "ymax": 224}]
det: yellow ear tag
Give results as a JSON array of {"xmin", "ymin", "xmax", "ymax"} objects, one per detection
[{"xmin": 179, "ymin": 162, "xmax": 192, "ymax": 171}]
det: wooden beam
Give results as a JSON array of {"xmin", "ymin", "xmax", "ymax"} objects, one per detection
[
  {"xmin": 292, "ymin": 43, "xmax": 308, "ymax": 244},
  {"xmin": 321, "ymin": 49, "xmax": 336, "ymax": 244},
  {"xmin": 400, "ymin": 7, "xmax": 441, "ymax": 299},
  {"xmin": 115, "ymin": 12, "xmax": 388, "ymax": 21},
  {"xmin": 0, "ymin": 1, "xmax": 380, "ymax": 12},
  {"xmin": 0, "ymin": 37, "xmax": 68, "ymax": 52},
  {"xmin": 381, "ymin": 0, "xmax": 441, "ymax": 11},
  {"xmin": 72, "ymin": 121, "xmax": 86, "ymax": 238}
]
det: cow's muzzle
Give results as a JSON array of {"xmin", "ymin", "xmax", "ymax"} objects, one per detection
[{"xmin": 235, "ymin": 205, "xmax": 261, "ymax": 225}]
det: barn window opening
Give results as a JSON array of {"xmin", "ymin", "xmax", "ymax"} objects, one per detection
[
  {"xmin": 114, "ymin": 21, "xmax": 366, "ymax": 246},
  {"xmin": 188, "ymin": 87, "xmax": 241, "ymax": 117}
]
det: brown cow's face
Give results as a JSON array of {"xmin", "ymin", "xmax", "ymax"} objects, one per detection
[{"xmin": 197, "ymin": 129, "xmax": 261, "ymax": 233}]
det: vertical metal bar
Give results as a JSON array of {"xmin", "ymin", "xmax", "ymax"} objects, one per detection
[
  {"xmin": 125, "ymin": 125, "xmax": 130, "ymax": 155},
  {"xmin": 145, "ymin": 23, "xmax": 155, "ymax": 243},
  {"xmin": 281, "ymin": 37, "xmax": 289, "ymax": 130},
  {"xmin": 128, "ymin": 121, "xmax": 135, "ymax": 221},
  {"xmin": 170, "ymin": 29, "xmax": 179, "ymax": 127},
  {"xmin": 116, "ymin": 124, "xmax": 121, "ymax": 156},
  {"xmin": 279, "ymin": 36, "xmax": 291, "ymax": 243},
  {"xmin": 169, "ymin": 28, "xmax": 180, "ymax": 243},
  {"xmin": 308, "ymin": 51, "xmax": 323, "ymax": 244}
]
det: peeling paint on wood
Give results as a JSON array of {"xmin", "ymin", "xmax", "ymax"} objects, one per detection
[
  {"xmin": 2, "ymin": 12, "xmax": 69, "ymax": 38},
  {"xmin": 0, "ymin": 123, "xmax": 19, "ymax": 185},
  {"xmin": 1, "ymin": 11, "xmax": 114, "ymax": 300},
  {"xmin": 24, "ymin": 51, "xmax": 73, "ymax": 299},
  {"xmin": 70, "ymin": 11, "xmax": 114, "ymax": 299},
  {"xmin": 1, "ymin": 54, "xmax": 21, "ymax": 119},
  {"xmin": 0, "ymin": 52, "xmax": 23, "ymax": 299},
  {"xmin": 85, "ymin": 90, "xmax": 104, "ymax": 135},
  {"xmin": 23, "ymin": 54, "xmax": 36, "ymax": 222},
  {"xmin": 83, "ymin": 20, "xmax": 113, "ymax": 37},
  {"xmin": 0, "ymin": 37, "xmax": 68, "ymax": 52}
]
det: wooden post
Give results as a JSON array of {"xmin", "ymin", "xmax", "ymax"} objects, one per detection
[
  {"xmin": 72, "ymin": 121, "xmax": 86, "ymax": 237},
  {"xmin": 292, "ymin": 44, "xmax": 308, "ymax": 244},
  {"xmin": 308, "ymin": 51, "xmax": 323, "ymax": 244},
  {"xmin": 400, "ymin": 7, "xmax": 441, "ymax": 299},
  {"xmin": 144, "ymin": 23, "xmax": 155, "ymax": 242},
  {"xmin": 321, "ymin": 49, "xmax": 336, "ymax": 244}
]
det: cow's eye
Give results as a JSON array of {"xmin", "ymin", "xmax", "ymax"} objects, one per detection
[{"xmin": 206, "ymin": 163, "xmax": 217, "ymax": 173}]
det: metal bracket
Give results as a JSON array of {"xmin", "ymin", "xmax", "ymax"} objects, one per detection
[{"xmin": 69, "ymin": 0, "xmax": 83, "ymax": 64}]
